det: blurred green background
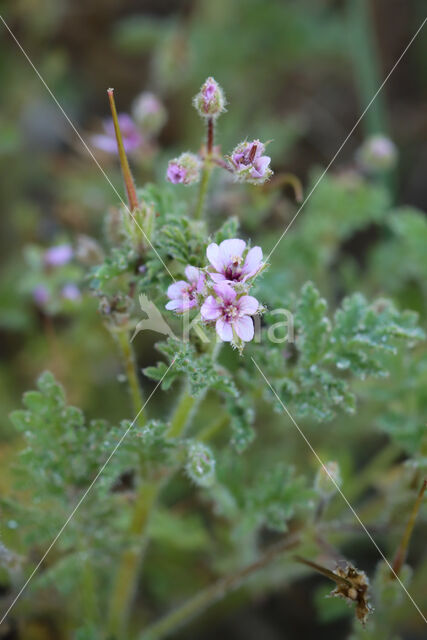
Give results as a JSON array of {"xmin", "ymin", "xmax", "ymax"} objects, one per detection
[{"xmin": 0, "ymin": 1, "xmax": 426, "ymax": 638}]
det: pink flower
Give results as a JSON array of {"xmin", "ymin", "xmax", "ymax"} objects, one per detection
[
  {"xmin": 44, "ymin": 244, "xmax": 73, "ymax": 267},
  {"xmin": 229, "ymin": 139, "xmax": 272, "ymax": 184},
  {"xmin": 206, "ymin": 238, "xmax": 263, "ymax": 286},
  {"xmin": 92, "ymin": 114, "xmax": 143, "ymax": 154},
  {"xmin": 132, "ymin": 92, "xmax": 167, "ymax": 135},
  {"xmin": 201, "ymin": 283, "xmax": 259, "ymax": 342},
  {"xmin": 166, "ymin": 153, "xmax": 201, "ymax": 185},
  {"xmin": 166, "ymin": 266, "xmax": 206, "ymax": 312}
]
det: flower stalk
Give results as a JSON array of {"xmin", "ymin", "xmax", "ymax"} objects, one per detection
[
  {"xmin": 108, "ymin": 88, "xmax": 139, "ymax": 211},
  {"xmin": 391, "ymin": 478, "xmax": 426, "ymax": 579},
  {"xmin": 138, "ymin": 532, "xmax": 300, "ymax": 640}
]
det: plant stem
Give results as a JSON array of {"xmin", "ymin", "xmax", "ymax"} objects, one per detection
[
  {"xmin": 391, "ymin": 478, "xmax": 426, "ymax": 579},
  {"xmin": 115, "ymin": 328, "xmax": 145, "ymax": 424},
  {"xmin": 194, "ymin": 116, "xmax": 215, "ymax": 220},
  {"xmin": 107, "ymin": 481, "xmax": 160, "ymax": 639},
  {"xmin": 347, "ymin": 0, "xmax": 387, "ymax": 136},
  {"xmin": 107, "ymin": 88, "xmax": 139, "ymax": 211},
  {"xmin": 196, "ymin": 413, "xmax": 229, "ymax": 442},
  {"xmin": 167, "ymin": 388, "xmax": 196, "ymax": 438},
  {"xmin": 138, "ymin": 533, "xmax": 301, "ymax": 640},
  {"xmin": 194, "ymin": 165, "xmax": 212, "ymax": 220}
]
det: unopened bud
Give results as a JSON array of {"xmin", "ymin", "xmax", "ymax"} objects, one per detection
[
  {"xmin": 186, "ymin": 442, "xmax": 216, "ymax": 488},
  {"xmin": 76, "ymin": 235, "xmax": 104, "ymax": 265},
  {"xmin": 166, "ymin": 152, "xmax": 201, "ymax": 185},
  {"xmin": 193, "ymin": 77, "xmax": 226, "ymax": 119},
  {"xmin": 132, "ymin": 92, "xmax": 167, "ymax": 136},
  {"xmin": 357, "ymin": 135, "xmax": 397, "ymax": 172},
  {"xmin": 315, "ymin": 461, "xmax": 342, "ymax": 497}
]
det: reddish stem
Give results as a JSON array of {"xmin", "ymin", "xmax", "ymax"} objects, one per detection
[
  {"xmin": 107, "ymin": 88, "xmax": 139, "ymax": 212},
  {"xmin": 207, "ymin": 117, "xmax": 214, "ymax": 155}
]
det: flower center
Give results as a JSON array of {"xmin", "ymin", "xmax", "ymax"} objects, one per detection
[{"xmin": 223, "ymin": 302, "xmax": 238, "ymax": 321}]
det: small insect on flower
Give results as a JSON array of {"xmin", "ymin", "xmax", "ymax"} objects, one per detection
[
  {"xmin": 166, "ymin": 266, "xmax": 206, "ymax": 313},
  {"xmin": 166, "ymin": 152, "xmax": 201, "ymax": 185},
  {"xmin": 92, "ymin": 114, "xmax": 143, "ymax": 154},
  {"xmin": 193, "ymin": 76, "xmax": 226, "ymax": 119},
  {"xmin": 206, "ymin": 238, "xmax": 263, "ymax": 286},
  {"xmin": 201, "ymin": 282, "xmax": 259, "ymax": 343},
  {"xmin": 228, "ymin": 139, "xmax": 273, "ymax": 184}
]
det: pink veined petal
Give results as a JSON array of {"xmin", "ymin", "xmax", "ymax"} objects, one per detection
[
  {"xmin": 213, "ymin": 282, "xmax": 236, "ymax": 303},
  {"xmin": 242, "ymin": 246, "xmax": 263, "ymax": 277},
  {"xmin": 206, "ymin": 243, "xmax": 223, "ymax": 272},
  {"xmin": 167, "ymin": 281, "xmax": 188, "ymax": 300},
  {"xmin": 166, "ymin": 299, "xmax": 184, "ymax": 311},
  {"xmin": 209, "ymin": 272, "xmax": 226, "ymax": 284},
  {"xmin": 219, "ymin": 239, "xmax": 246, "ymax": 265},
  {"xmin": 251, "ymin": 156, "xmax": 270, "ymax": 178},
  {"xmin": 201, "ymin": 296, "xmax": 222, "ymax": 320},
  {"xmin": 181, "ymin": 298, "xmax": 197, "ymax": 311},
  {"xmin": 196, "ymin": 272, "xmax": 206, "ymax": 293},
  {"xmin": 233, "ymin": 315, "xmax": 254, "ymax": 341},
  {"xmin": 237, "ymin": 295, "xmax": 259, "ymax": 316},
  {"xmin": 185, "ymin": 265, "xmax": 199, "ymax": 283},
  {"xmin": 216, "ymin": 318, "xmax": 233, "ymax": 342}
]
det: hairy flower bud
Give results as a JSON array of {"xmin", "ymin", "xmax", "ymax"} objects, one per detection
[
  {"xmin": 186, "ymin": 442, "xmax": 216, "ymax": 488},
  {"xmin": 166, "ymin": 152, "xmax": 201, "ymax": 185},
  {"xmin": 315, "ymin": 461, "xmax": 342, "ymax": 497},
  {"xmin": 132, "ymin": 92, "xmax": 167, "ymax": 136},
  {"xmin": 357, "ymin": 135, "xmax": 397, "ymax": 172},
  {"xmin": 193, "ymin": 77, "xmax": 226, "ymax": 119}
]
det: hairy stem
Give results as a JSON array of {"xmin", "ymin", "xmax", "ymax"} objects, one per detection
[
  {"xmin": 108, "ymin": 88, "xmax": 139, "ymax": 211},
  {"xmin": 138, "ymin": 533, "xmax": 301, "ymax": 640},
  {"xmin": 194, "ymin": 117, "xmax": 215, "ymax": 220},
  {"xmin": 167, "ymin": 388, "xmax": 196, "ymax": 438},
  {"xmin": 391, "ymin": 479, "xmax": 426, "ymax": 578},
  {"xmin": 115, "ymin": 329, "xmax": 145, "ymax": 424},
  {"xmin": 107, "ymin": 482, "xmax": 160, "ymax": 639}
]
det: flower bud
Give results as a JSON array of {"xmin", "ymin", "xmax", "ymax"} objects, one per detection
[
  {"xmin": 314, "ymin": 461, "xmax": 342, "ymax": 497},
  {"xmin": 132, "ymin": 92, "xmax": 167, "ymax": 136},
  {"xmin": 166, "ymin": 152, "xmax": 201, "ymax": 185},
  {"xmin": 357, "ymin": 135, "xmax": 397, "ymax": 172},
  {"xmin": 186, "ymin": 442, "xmax": 216, "ymax": 488},
  {"xmin": 193, "ymin": 77, "xmax": 226, "ymax": 119},
  {"xmin": 228, "ymin": 139, "xmax": 273, "ymax": 185}
]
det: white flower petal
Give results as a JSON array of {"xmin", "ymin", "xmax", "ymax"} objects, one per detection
[
  {"xmin": 234, "ymin": 315, "xmax": 254, "ymax": 341},
  {"xmin": 206, "ymin": 243, "xmax": 223, "ymax": 272},
  {"xmin": 184, "ymin": 265, "xmax": 199, "ymax": 283},
  {"xmin": 216, "ymin": 318, "xmax": 233, "ymax": 341},
  {"xmin": 238, "ymin": 295, "xmax": 259, "ymax": 315},
  {"xmin": 167, "ymin": 281, "xmax": 188, "ymax": 299},
  {"xmin": 219, "ymin": 239, "xmax": 246, "ymax": 265},
  {"xmin": 243, "ymin": 246, "xmax": 263, "ymax": 277}
]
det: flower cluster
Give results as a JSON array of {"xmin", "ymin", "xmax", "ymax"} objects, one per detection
[
  {"xmin": 166, "ymin": 238, "xmax": 264, "ymax": 348},
  {"xmin": 166, "ymin": 76, "xmax": 273, "ymax": 186}
]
